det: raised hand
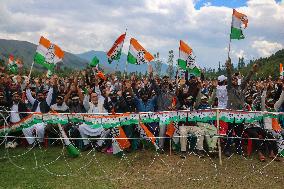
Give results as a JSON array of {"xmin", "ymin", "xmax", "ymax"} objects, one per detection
[
  {"xmin": 179, "ymin": 78, "xmax": 186, "ymax": 86},
  {"xmin": 148, "ymin": 64, "xmax": 153, "ymax": 74},
  {"xmin": 117, "ymin": 90, "xmax": 122, "ymax": 97},
  {"xmin": 225, "ymin": 57, "xmax": 232, "ymax": 69},
  {"xmin": 212, "ymin": 80, "xmax": 218, "ymax": 88},
  {"xmin": 252, "ymin": 64, "xmax": 258, "ymax": 73},
  {"xmin": 125, "ymin": 80, "xmax": 132, "ymax": 89}
]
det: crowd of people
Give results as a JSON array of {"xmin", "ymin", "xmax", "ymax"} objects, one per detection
[{"xmin": 0, "ymin": 58, "xmax": 284, "ymax": 162}]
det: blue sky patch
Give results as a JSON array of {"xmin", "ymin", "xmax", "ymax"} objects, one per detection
[{"xmin": 195, "ymin": 0, "xmax": 282, "ymax": 9}]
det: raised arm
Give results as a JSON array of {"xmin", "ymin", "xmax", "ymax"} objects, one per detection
[
  {"xmin": 83, "ymin": 94, "xmax": 90, "ymax": 111},
  {"xmin": 77, "ymin": 87, "xmax": 84, "ymax": 104},
  {"xmin": 261, "ymin": 89, "xmax": 267, "ymax": 112},
  {"xmin": 26, "ymin": 88, "xmax": 36, "ymax": 105},
  {"xmin": 25, "ymin": 80, "xmax": 36, "ymax": 105},
  {"xmin": 194, "ymin": 89, "xmax": 202, "ymax": 109},
  {"xmin": 240, "ymin": 64, "xmax": 258, "ymax": 91},
  {"xmin": 208, "ymin": 82, "xmax": 217, "ymax": 107},
  {"xmin": 46, "ymin": 87, "xmax": 54, "ymax": 106},
  {"xmin": 226, "ymin": 58, "xmax": 232, "ymax": 90},
  {"xmin": 64, "ymin": 90, "xmax": 72, "ymax": 103},
  {"xmin": 274, "ymin": 89, "xmax": 284, "ymax": 111}
]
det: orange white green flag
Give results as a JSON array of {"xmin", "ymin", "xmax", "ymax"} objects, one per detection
[
  {"xmin": 8, "ymin": 55, "xmax": 15, "ymax": 65},
  {"xmin": 7, "ymin": 55, "xmax": 18, "ymax": 74},
  {"xmin": 34, "ymin": 36, "xmax": 64, "ymax": 70},
  {"xmin": 127, "ymin": 38, "xmax": 154, "ymax": 65},
  {"xmin": 107, "ymin": 33, "xmax": 126, "ymax": 64},
  {"xmin": 178, "ymin": 40, "xmax": 201, "ymax": 77},
  {"xmin": 230, "ymin": 9, "xmax": 248, "ymax": 40},
  {"xmin": 280, "ymin": 63, "xmax": 283, "ymax": 79}
]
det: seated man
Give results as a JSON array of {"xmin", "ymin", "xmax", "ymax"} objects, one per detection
[
  {"xmin": 78, "ymin": 90, "xmax": 109, "ymax": 151},
  {"xmin": 50, "ymin": 94, "xmax": 69, "ymax": 113},
  {"xmin": 195, "ymin": 94, "xmax": 218, "ymax": 153},
  {"xmin": 22, "ymin": 80, "xmax": 54, "ymax": 146},
  {"xmin": 179, "ymin": 94, "xmax": 206, "ymax": 158}
]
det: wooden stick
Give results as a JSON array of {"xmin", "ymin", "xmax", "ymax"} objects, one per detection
[
  {"xmin": 216, "ymin": 109, "xmax": 223, "ymax": 166},
  {"xmin": 169, "ymin": 139, "xmax": 172, "ymax": 156},
  {"xmin": 28, "ymin": 61, "xmax": 35, "ymax": 80}
]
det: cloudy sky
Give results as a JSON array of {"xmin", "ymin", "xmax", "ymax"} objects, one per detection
[{"xmin": 0, "ymin": 0, "xmax": 283, "ymax": 68}]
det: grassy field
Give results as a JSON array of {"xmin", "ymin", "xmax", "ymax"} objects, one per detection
[{"xmin": 0, "ymin": 146, "xmax": 284, "ymax": 189}]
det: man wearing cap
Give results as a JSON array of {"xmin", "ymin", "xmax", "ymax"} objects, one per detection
[
  {"xmin": 178, "ymin": 93, "xmax": 206, "ymax": 158},
  {"xmin": 50, "ymin": 94, "xmax": 69, "ymax": 113},
  {"xmin": 195, "ymin": 82, "xmax": 218, "ymax": 154},
  {"xmin": 216, "ymin": 75, "xmax": 228, "ymax": 109},
  {"xmin": 121, "ymin": 88, "xmax": 139, "ymax": 151}
]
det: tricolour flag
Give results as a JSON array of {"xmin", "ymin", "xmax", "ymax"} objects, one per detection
[
  {"xmin": 8, "ymin": 55, "xmax": 15, "ymax": 65},
  {"xmin": 111, "ymin": 126, "xmax": 131, "ymax": 155},
  {"xmin": 138, "ymin": 122, "xmax": 159, "ymax": 150},
  {"xmin": 127, "ymin": 38, "xmax": 154, "ymax": 65},
  {"xmin": 8, "ymin": 55, "xmax": 18, "ymax": 74},
  {"xmin": 230, "ymin": 9, "xmax": 248, "ymax": 40},
  {"xmin": 15, "ymin": 58, "xmax": 23, "ymax": 68},
  {"xmin": 34, "ymin": 36, "xmax": 64, "ymax": 70},
  {"xmin": 107, "ymin": 33, "xmax": 126, "ymax": 64},
  {"xmin": 90, "ymin": 56, "xmax": 99, "ymax": 67},
  {"xmin": 178, "ymin": 40, "xmax": 201, "ymax": 77},
  {"xmin": 280, "ymin": 63, "xmax": 283, "ymax": 78}
]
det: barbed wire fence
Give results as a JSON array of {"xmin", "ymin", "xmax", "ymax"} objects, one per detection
[{"xmin": 0, "ymin": 109, "xmax": 284, "ymax": 182}]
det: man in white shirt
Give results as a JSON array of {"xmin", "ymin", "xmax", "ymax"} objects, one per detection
[
  {"xmin": 10, "ymin": 91, "xmax": 28, "ymax": 124},
  {"xmin": 79, "ymin": 90, "xmax": 109, "ymax": 151}
]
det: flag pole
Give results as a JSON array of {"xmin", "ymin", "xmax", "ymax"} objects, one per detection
[
  {"xmin": 124, "ymin": 33, "xmax": 130, "ymax": 80},
  {"xmin": 119, "ymin": 27, "xmax": 127, "ymax": 75},
  {"xmin": 228, "ymin": 38, "xmax": 232, "ymax": 59},
  {"xmin": 228, "ymin": 20, "xmax": 232, "ymax": 59},
  {"xmin": 28, "ymin": 61, "xmax": 35, "ymax": 80},
  {"xmin": 227, "ymin": 9, "xmax": 233, "ymax": 59},
  {"xmin": 216, "ymin": 109, "xmax": 222, "ymax": 166}
]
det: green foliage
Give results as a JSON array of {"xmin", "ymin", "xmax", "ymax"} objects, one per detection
[
  {"xmin": 166, "ymin": 50, "xmax": 175, "ymax": 78},
  {"xmin": 154, "ymin": 52, "xmax": 162, "ymax": 76},
  {"xmin": 205, "ymin": 49, "xmax": 284, "ymax": 80}
]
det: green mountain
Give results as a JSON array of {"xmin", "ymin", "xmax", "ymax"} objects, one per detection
[
  {"xmin": 0, "ymin": 39, "xmax": 88, "ymax": 70},
  {"xmin": 243, "ymin": 49, "xmax": 284, "ymax": 79},
  {"xmin": 77, "ymin": 50, "xmax": 171, "ymax": 74},
  {"xmin": 205, "ymin": 49, "xmax": 284, "ymax": 79}
]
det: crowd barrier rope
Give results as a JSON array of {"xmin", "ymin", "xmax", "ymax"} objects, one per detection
[{"xmin": 0, "ymin": 109, "xmax": 283, "ymax": 136}]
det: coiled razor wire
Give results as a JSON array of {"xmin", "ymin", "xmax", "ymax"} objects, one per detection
[{"xmin": 0, "ymin": 110, "xmax": 284, "ymax": 183}]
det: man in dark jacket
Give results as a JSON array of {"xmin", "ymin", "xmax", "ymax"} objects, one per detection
[
  {"xmin": 224, "ymin": 57, "xmax": 258, "ymax": 156},
  {"xmin": 22, "ymin": 79, "xmax": 55, "ymax": 145},
  {"xmin": 6, "ymin": 91, "xmax": 29, "ymax": 147}
]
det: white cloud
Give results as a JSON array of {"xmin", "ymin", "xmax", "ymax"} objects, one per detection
[
  {"xmin": 0, "ymin": 0, "xmax": 283, "ymax": 68},
  {"xmin": 231, "ymin": 49, "xmax": 247, "ymax": 59},
  {"xmin": 252, "ymin": 40, "xmax": 283, "ymax": 57}
]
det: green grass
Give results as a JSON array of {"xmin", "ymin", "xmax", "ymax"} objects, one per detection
[{"xmin": 0, "ymin": 146, "xmax": 284, "ymax": 189}]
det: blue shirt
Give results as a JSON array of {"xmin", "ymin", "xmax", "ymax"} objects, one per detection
[{"xmin": 134, "ymin": 96, "xmax": 157, "ymax": 112}]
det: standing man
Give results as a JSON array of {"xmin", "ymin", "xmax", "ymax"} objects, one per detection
[{"xmin": 225, "ymin": 57, "xmax": 258, "ymax": 156}]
